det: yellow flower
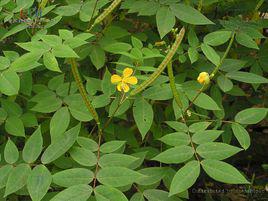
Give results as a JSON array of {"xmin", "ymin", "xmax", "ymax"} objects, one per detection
[
  {"xmin": 111, "ymin": 68, "xmax": 138, "ymax": 92},
  {"xmin": 197, "ymin": 72, "xmax": 210, "ymax": 85}
]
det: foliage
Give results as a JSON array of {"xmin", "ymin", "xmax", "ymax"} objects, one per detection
[{"xmin": 0, "ymin": 0, "xmax": 267, "ymax": 200}]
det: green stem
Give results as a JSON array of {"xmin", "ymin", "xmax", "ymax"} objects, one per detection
[
  {"xmin": 39, "ymin": 0, "xmax": 48, "ymax": 10},
  {"xmin": 210, "ymin": 32, "xmax": 235, "ymax": 79},
  {"xmin": 255, "ymin": 0, "xmax": 264, "ymax": 11},
  {"xmin": 167, "ymin": 62, "xmax": 183, "ymax": 109},
  {"xmin": 88, "ymin": 0, "xmax": 100, "ymax": 30},
  {"xmin": 185, "ymin": 32, "xmax": 235, "ymax": 114},
  {"xmin": 198, "ymin": 0, "xmax": 203, "ymax": 11}
]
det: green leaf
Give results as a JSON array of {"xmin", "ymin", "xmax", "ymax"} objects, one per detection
[
  {"xmin": 109, "ymin": 98, "xmax": 130, "ymax": 117},
  {"xmin": 97, "ymin": 167, "xmax": 144, "ymax": 187},
  {"xmin": 59, "ymin": 29, "xmax": 73, "ymax": 40},
  {"xmin": 192, "ymin": 130, "xmax": 223, "ymax": 144},
  {"xmin": 4, "ymin": 139, "xmax": 19, "ymax": 164},
  {"xmin": 186, "ymin": 90, "xmax": 220, "ymax": 110},
  {"xmin": 235, "ymin": 32, "xmax": 259, "ymax": 49},
  {"xmin": 226, "ymin": 71, "xmax": 268, "ymax": 84},
  {"xmin": 50, "ymin": 107, "xmax": 70, "ymax": 143},
  {"xmin": 0, "ymin": 71, "xmax": 20, "ymax": 95},
  {"xmin": 5, "ymin": 164, "xmax": 31, "ymax": 197},
  {"xmin": 197, "ymin": 142, "xmax": 242, "ymax": 160},
  {"xmin": 99, "ymin": 153, "xmax": 138, "ymax": 168},
  {"xmin": 0, "ymin": 56, "xmax": 10, "ymax": 70},
  {"xmin": 234, "ymin": 108, "xmax": 267, "ymax": 124},
  {"xmin": 31, "ymin": 95, "xmax": 62, "ymax": 113},
  {"xmin": 43, "ymin": 52, "xmax": 61, "ymax": 72},
  {"xmin": 21, "ymin": 112, "xmax": 38, "ymax": 127},
  {"xmin": 131, "ymin": 36, "xmax": 143, "ymax": 49},
  {"xmin": 152, "ymin": 145, "xmax": 194, "ymax": 164},
  {"xmin": 103, "ymin": 42, "xmax": 132, "ymax": 54},
  {"xmin": 94, "ymin": 185, "xmax": 128, "ymax": 201},
  {"xmin": 130, "ymin": 193, "xmax": 145, "ymax": 201},
  {"xmin": 170, "ymin": 160, "xmax": 200, "ymax": 195},
  {"xmin": 159, "ymin": 132, "xmax": 190, "ymax": 146},
  {"xmin": 16, "ymin": 41, "xmax": 50, "ymax": 54},
  {"xmin": 50, "ymin": 184, "xmax": 92, "ymax": 201},
  {"xmin": 40, "ymin": 35, "xmax": 62, "ymax": 47},
  {"xmin": 1, "ymin": 99, "xmax": 22, "ymax": 117},
  {"xmin": 188, "ymin": 47, "xmax": 199, "ymax": 64},
  {"xmin": 69, "ymin": 146, "xmax": 97, "ymax": 167},
  {"xmin": 217, "ymin": 75, "xmax": 233, "ymax": 92},
  {"xmin": 0, "ymin": 165, "xmax": 13, "ymax": 188},
  {"xmin": 133, "ymin": 97, "xmax": 154, "ymax": 139},
  {"xmin": 201, "ymin": 159, "xmax": 249, "ymax": 184},
  {"xmin": 143, "ymin": 189, "xmax": 178, "ymax": 201},
  {"xmin": 204, "ymin": 31, "xmax": 232, "ymax": 46},
  {"xmin": 9, "ymin": 52, "xmax": 42, "ymax": 72},
  {"xmin": 100, "ymin": 140, "xmax": 126, "ymax": 153},
  {"xmin": 41, "ymin": 123, "xmax": 81, "ymax": 164},
  {"xmin": 165, "ymin": 121, "xmax": 188, "ymax": 132},
  {"xmin": 156, "ymin": 6, "xmax": 175, "ymax": 38},
  {"xmin": 1, "ymin": 23, "xmax": 28, "ymax": 41},
  {"xmin": 101, "ymin": 69, "xmax": 116, "ymax": 95},
  {"xmin": 27, "ymin": 165, "xmax": 52, "ymax": 201},
  {"xmin": 5, "ymin": 116, "xmax": 25, "ymax": 137},
  {"xmin": 136, "ymin": 167, "xmax": 167, "ymax": 186},
  {"xmin": 54, "ymin": 4, "xmax": 81, "ymax": 16},
  {"xmin": 201, "ymin": 43, "xmax": 220, "ymax": 66},
  {"xmin": 171, "ymin": 3, "xmax": 213, "ymax": 25},
  {"xmin": 77, "ymin": 137, "xmax": 98, "ymax": 152},
  {"xmin": 90, "ymin": 46, "xmax": 105, "ymax": 70},
  {"xmin": 22, "ymin": 127, "xmax": 43, "ymax": 163},
  {"xmin": 220, "ymin": 59, "xmax": 247, "ymax": 72},
  {"xmin": 52, "ymin": 168, "xmax": 94, "ymax": 187},
  {"xmin": 189, "ymin": 122, "xmax": 211, "ymax": 133},
  {"xmin": 143, "ymin": 84, "xmax": 173, "ymax": 100},
  {"xmin": 231, "ymin": 123, "xmax": 251, "ymax": 150},
  {"xmin": 52, "ymin": 44, "xmax": 79, "ymax": 58}
]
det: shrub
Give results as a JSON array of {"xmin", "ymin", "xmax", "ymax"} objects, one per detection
[{"xmin": 0, "ymin": 0, "xmax": 267, "ymax": 200}]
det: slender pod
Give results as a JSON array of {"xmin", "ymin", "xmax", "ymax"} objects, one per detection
[
  {"xmin": 167, "ymin": 62, "xmax": 183, "ymax": 109},
  {"xmin": 70, "ymin": 58, "xmax": 100, "ymax": 125},
  {"xmin": 130, "ymin": 27, "xmax": 185, "ymax": 96},
  {"xmin": 89, "ymin": 0, "xmax": 122, "ymax": 31}
]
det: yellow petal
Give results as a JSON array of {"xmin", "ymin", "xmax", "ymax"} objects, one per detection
[
  {"xmin": 122, "ymin": 84, "xmax": 130, "ymax": 92},
  {"xmin": 123, "ymin": 68, "xmax": 133, "ymax": 78},
  {"xmin": 117, "ymin": 83, "xmax": 123, "ymax": 91},
  {"xmin": 111, "ymin": 74, "xmax": 122, "ymax": 84},
  {"xmin": 124, "ymin": 76, "xmax": 138, "ymax": 85}
]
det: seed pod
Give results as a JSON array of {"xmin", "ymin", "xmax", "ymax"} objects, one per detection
[
  {"xmin": 70, "ymin": 59, "xmax": 100, "ymax": 124},
  {"xmin": 92, "ymin": 0, "xmax": 122, "ymax": 27},
  {"xmin": 130, "ymin": 27, "xmax": 185, "ymax": 96}
]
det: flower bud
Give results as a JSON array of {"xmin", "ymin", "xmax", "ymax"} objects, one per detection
[{"xmin": 197, "ymin": 72, "xmax": 210, "ymax": 85}]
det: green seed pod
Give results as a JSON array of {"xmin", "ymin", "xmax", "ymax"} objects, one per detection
[
  {"xmin": 70, "ymin": 59, "xmax": 100, "ymax": 124},
  {"xmin": 92, "ymin": 0, "xmax": 122, "ymax": 27},
  {"xmin": 130, "ymin": 27, "xmax": 185, "ymax": 96}
]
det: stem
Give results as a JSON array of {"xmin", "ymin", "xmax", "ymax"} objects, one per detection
[
  {"xmin": 103, "ymin": 93, "xmax": 126, "ymax": 130},
  {"xmin": 39, "ymin": 0, "xmax": 48, "ymax": 10},
  {"xmin": 210, "ymin": 32, "xmax": 235, "ymax": 79},
  {"xmin": 198, "ymin": 0, "xmax": 203, "ymax": 11},
  {"xmin": 88, "ymin": 0, "xmax": 100, "ymax": 30},
  {"xmin": 167, "ymin": 62, "xmax": 183, "ymax": 109},
  {"xmin": 255, "ymin": 0, "xmax": 264, "ymax": 11},
  {"xmin": 185, "ymin": 32, "xmax": 235, "ymax": 113},
  {"xmin": 93, "ymin": 128, "xmax": 102, "ymax": 188}
]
